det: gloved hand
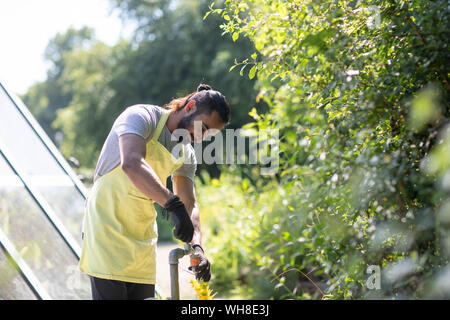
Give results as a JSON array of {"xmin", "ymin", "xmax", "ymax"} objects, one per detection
[
  {"xmin": 189, "ymin": 244, "xmax": 211, "ymax": 282},
  {"xmin": 163, "ymin": 195, "xmax": 194, "ymax": 243}
]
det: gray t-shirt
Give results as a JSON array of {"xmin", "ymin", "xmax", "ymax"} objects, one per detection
[{"xmin": 93, "ymin": 104, "xmax": 197, "ymax": 183}]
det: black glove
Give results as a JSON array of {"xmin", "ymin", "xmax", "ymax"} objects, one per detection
[
  {"xmin": 189, "ymin": 244, "xmax": 211, "ymax": 282},
  {"xmin": 163, "ymin": 195, "xmax": 194, "ymax": 243}
]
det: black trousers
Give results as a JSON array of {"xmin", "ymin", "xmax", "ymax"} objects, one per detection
[{"xmin": 90, "ymin": 276, "xmax": 155, "ymax": 300}]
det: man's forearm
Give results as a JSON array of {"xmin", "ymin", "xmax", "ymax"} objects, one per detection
[
  {"xmin": 189, "ymin": 203, "xmax": 202, "ymax": 246},
  {"xmin": 122, "ymin": 158, "xmax": 172, "ymax": 207}
]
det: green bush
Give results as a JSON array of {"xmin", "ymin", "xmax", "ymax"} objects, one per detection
[{"xmin": 200, "ymin": 0, "xmax": 450, "ymax": 299}]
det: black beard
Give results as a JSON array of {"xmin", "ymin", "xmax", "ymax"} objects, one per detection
[
  {"xmin": 177, "ymin": 112, "xmax": 196, "ymax": 129},
  {"xmin": 176, "ymin": 112, "xmax": 197, "ymax": 143}
]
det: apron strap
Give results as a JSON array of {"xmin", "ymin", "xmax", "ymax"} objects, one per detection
[
  {"xmin": 151, "ymin": 107, "xmax": 185, "ymax": 163},
  {"xmin": 152, "ymin": 108, "xmax": 171, "ymax": 142}
]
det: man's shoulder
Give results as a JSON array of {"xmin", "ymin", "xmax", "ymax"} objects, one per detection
[
  {"xmin": 113, "ymin": 104, "xmax": 163, "ymax": 140},
  {"xmin": 124, "ymin": 104, "xmax": 162, "ymax": 118}
]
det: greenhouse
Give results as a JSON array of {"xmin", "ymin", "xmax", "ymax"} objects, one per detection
[{"xmin": 0, "ymin": 81, "xmax": 90, "ymax": 299}]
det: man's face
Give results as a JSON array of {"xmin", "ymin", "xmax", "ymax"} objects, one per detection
[{"xmin": 177, "ymin": 109, "xmax": 225, "ymax": 143}]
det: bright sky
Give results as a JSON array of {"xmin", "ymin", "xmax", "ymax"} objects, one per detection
[{"xmin": 0, "ymin": 0, "xmax": 135, "ymax": 95}]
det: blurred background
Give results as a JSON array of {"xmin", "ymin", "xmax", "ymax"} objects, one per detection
[{"xmin": 1, "ymin": 0, "xmax": 449, "ymax": 300}]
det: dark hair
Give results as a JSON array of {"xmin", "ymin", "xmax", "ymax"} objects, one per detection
[{"xmin": 164, "ymin": 84, "xmax": 231, "ymax": 124}]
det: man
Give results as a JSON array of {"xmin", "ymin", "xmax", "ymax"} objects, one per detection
[{"xmin": 79, "ymin": 84, "xmax": 230, "ymax": 300}]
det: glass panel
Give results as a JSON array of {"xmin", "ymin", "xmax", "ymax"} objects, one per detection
[
  {"xmin": 0, "ymin": 247, "xmax": 37, "ymax": 299},
  {"xmin": 0, "ymin": 87, "xmax": 64, "ymax": 175},
  {"xmin": 0, "ymin": 85, "xmax": 85, "ymax": 245},
  {"xmin": 0, "ymin": 155, "xmax": 90, "ymax": 299},
  {"xmin": 38, "ymin": 186, "xmax": 85, "ymax": 241}
]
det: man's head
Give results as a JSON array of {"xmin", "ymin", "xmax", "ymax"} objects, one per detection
[{"xmin": 165, "ymin": 84, "xmax": 230, "ymax": 143}]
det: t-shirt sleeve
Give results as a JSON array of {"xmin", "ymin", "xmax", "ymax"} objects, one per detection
[
  {"xmin": 172, "ymin": 145, "xmax": 197, "ymax": 182},
  {"xmin": 114, "ymin": 105, "xmax": 158, "ymax": 140}
]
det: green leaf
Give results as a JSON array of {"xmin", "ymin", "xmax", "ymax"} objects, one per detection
[
  {"xmin": 242, "ymin": 178, "xmax": 249, "ymax": 191},
  {"xmin": 249, "ymin": 65, "xmax": 257, "ymax": 79},
  {"xmin": 232, "ymin": 32, "xmax": 239, "ymax": 42},
  {"xmin": 248, "ymin": 107, "xmax": 259, "ymax": 120},
  {"xmin": 255, "ymin": 39, "xmax": 264, "ymax": 51},
  {"xmin": 282, "ymin": 232, "xmax": 292, "ymax": 241}
]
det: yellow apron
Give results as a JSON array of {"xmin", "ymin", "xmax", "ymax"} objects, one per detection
[{"xmin": 79, "ymin": 108, "xmax": 184, "ymax": 284}]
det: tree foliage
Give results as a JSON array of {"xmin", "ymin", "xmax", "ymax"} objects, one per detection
[
  {"xmin": 201, "ymin": 0, "xmax": 450, "ymax": 299},
  {"xmin": 22, "ymin": 0, "xmax": 261, "ymax": 173},
  {"xmin": 22, "ymin": 27, "xmax": 95, "ymax": 147}
]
